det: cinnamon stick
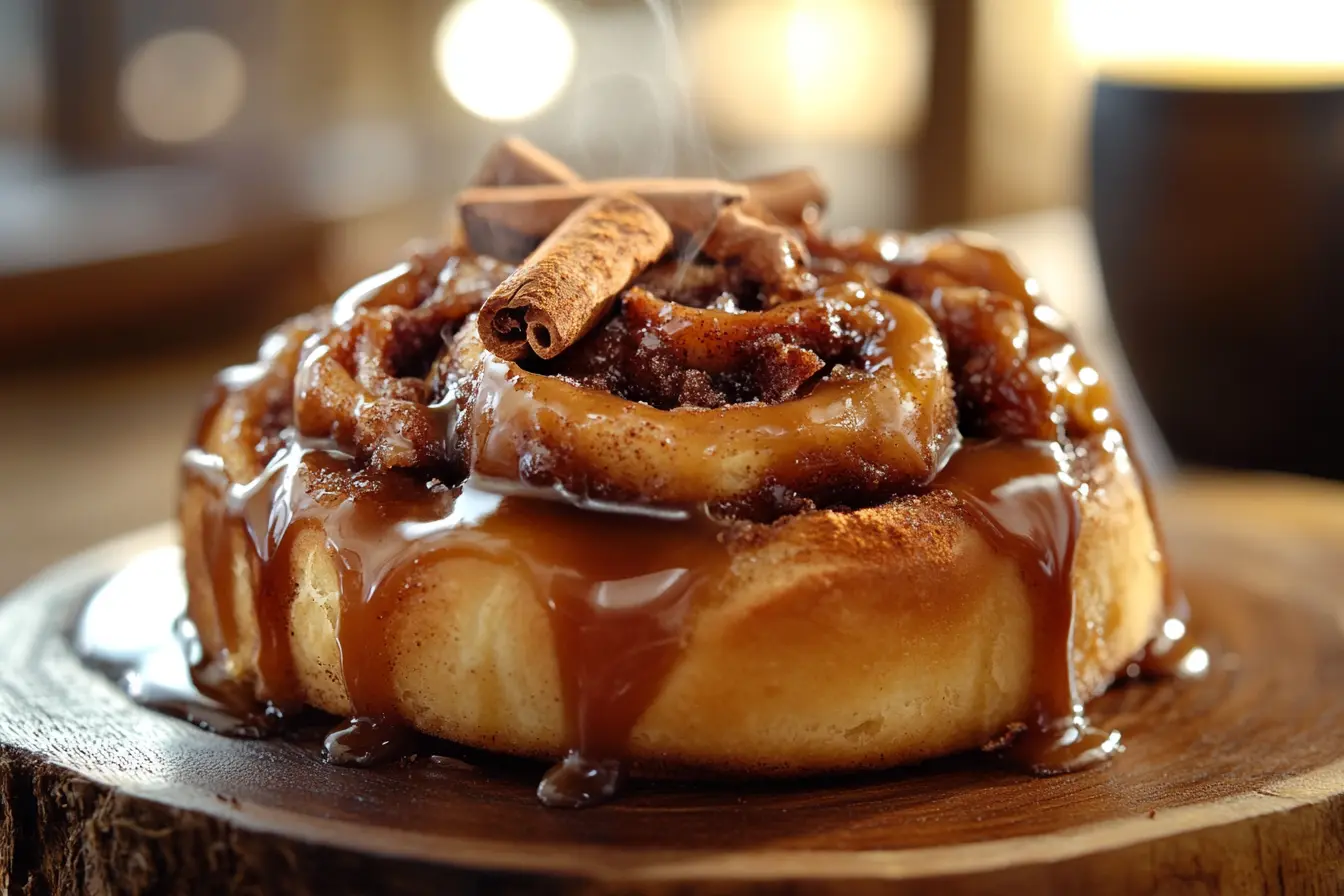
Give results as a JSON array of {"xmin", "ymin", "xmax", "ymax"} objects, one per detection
[
  {"xmin": 703, "ymin": 204, "xmax": 812, "ymax": 294},
  {"xmin": 458, "ymin": 179, "xmax": 747, "ymax": 262},
  {"xmin": 470, "ymin": 137, "xmax": 580, "ymax": 187},
  {"xmin": 477, "ymin": 193, "xmax": 672, "ymax": 360},
  {"xmin": 741, "ymin": 168, "xmax": 828, "ymax": 225}
]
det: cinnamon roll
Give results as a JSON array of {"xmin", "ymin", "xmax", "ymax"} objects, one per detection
[{"xmin": 180, "ymin": 140, "xmax": 1175, "ymax": 808}]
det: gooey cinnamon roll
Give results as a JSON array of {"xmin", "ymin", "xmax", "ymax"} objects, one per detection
[{"xmin": 179, "ymin": 140, "xmax": 1183, "ymax": 808}]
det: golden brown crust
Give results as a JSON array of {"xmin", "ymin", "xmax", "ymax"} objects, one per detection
[{"xmin": 180, "ymin": 431, "xmax": 1161, "ymax": 775}]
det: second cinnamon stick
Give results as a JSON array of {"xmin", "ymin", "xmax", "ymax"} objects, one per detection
[
  {"xmin": 477, "ymin": 193, "xmax": 673, "ymax": 361},
  {"xmin": 458, "ymin": 178, "xmax": 746, "ymax": 262},
  {"xmin": 471, "ymin": 137, "xmax": 580, "ymax": 187},
  {"xmin": 703, "ymin": 204, "xmax": 812, "ymax": 295},
  {"xmin": 741, "ymin": 168, "xmax": 828, "ymax": 225}
]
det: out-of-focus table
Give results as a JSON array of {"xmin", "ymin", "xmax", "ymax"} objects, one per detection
[
  {"xmin": 0, "ymin": 208, "xmax": 1163, "ymax": 595},
  {"xmin": 0, "ymin": 341, "xmax": 244, "ymax": 595}
]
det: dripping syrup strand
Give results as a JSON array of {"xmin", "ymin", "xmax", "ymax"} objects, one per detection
[
  {"xmin": 187, "ymin": 407, "xmax": 727, "ymax": 802},
  {"xmin": 826, "ymin": 231, "xmax": 1204, "ymax": 684},
  {"xmin": 182, "ymin": 436, "xmax": 314, "ymax": 711},
  {"xmin": 933, "ymin": 439, "xmax": 1122, "ymax": 773}
]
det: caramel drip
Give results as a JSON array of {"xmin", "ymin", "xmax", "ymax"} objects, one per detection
[
  {"xmin": 181, "ymin": 385, "xmax": 242, "ymax": 663},
  {"xmin": 323, "ymin": 716, "xmax": 418, "ymax": 768},
  {"xmin": 183, "ymin": 442, "xmax": 312, "ymax": 710},
  {"xmin": 495, "ymin": 496, "xmax": 726, "ymax": 807},
  {"xmin": 935, "ymin": 440, "xmax": 1083, "ymax": 721},
  {"xmin": 317, "ymin": 460, "xmax": 449, "ymax": 719},
  {"xmin": 893, "ymin": 235, "xmax": 1195, "ymax": 676},
  {"xmin": 932, "ymin": 439, "xmax": 1122, "ymax": 773},
  {"xmin": 190, "ymin": 403, "xmax": 727, "ymax": 805},
  {"xmin": 315, "ymin": 483, "xmax": 726, "ymax": 806},
  {"xmin": 814, "ymin": 232, "xmax": 1184, "ymax": 616},
  {"xmin": 244, "ymin": 451, "xmax": 315, "ymax": 710},
  {"xmin": 185, "ymin": 469, "xmax": 242, "ymax": 660}
]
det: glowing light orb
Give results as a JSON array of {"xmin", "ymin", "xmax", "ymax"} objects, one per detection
[
  {"xmin": 119, "ymin": 30, "xmax": 246, "ymax": 143},
  {"xmin": 434, "ymin": 0, "xmax": 576, "ymax": 122}
]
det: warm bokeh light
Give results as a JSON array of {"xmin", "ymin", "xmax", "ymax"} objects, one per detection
[
  {"xmin": 434, "ymin": 0, "xmax": 575, "ymax": 122},
  {"xmin": 689, "ymin": 0, "xmax": 929, "ymax": 142},
  {"xmin": 1066, "ymin": 0, "xmax": 1344, "ymax": 86},
  {"xmin": 118, "ymin": 30, "xmax": 246, "ymax": 143}
]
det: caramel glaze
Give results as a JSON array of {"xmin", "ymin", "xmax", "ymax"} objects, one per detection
[
  {"xmin": 184, "ymin": 424, "xmax": 731, "ymax": 804},
  {"xmin": 808, "ymin": 227, "xmax": 1208, "ymax": 772},
  {"xmin": 159, "ymin": 227, "xmax": 1202, "ymax": 808},
  {"xmin": 933, "ymin": 439, "xmax": 1122, "ymax": 774},
  {"xmin": 811, "ymin": 227, "xmax": 1178, "ymax": 594}
]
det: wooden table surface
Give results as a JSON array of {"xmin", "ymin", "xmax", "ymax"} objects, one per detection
[{"xmin": 0, "ymin": 209, "xmax": 1195, "ymax": 595}]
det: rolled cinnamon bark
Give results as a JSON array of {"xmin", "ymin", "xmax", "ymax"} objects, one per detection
[
  {"xmin": 741, "ymin": 168, "xmax": 828, "ymax": 225},
  {"xmin": 703, "ymin": 205, "xmax": 812, "ymax": 294},
  {"xmin": 477, "ymin": 193, "xmax": 673, "ymax": 360},
  {"xmin": 471, "ymin": 137, "xmax": 580, "ymax": 187},
  {"xmin": 458, "ymin": 179, "xmax": 746, "ymax": 262}
]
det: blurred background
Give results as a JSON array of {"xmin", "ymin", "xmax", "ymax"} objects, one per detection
[{"xmin": 0, "ymin": 0, "xmax": 1341, "ymax": 591}]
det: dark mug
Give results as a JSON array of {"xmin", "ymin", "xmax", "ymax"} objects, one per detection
[{"xmin": 1089, "ymin": 76, "xmax": 1344, "ymax": 480}]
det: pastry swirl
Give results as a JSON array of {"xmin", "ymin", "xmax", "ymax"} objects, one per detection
[
  {"xmin": 465, "ymin": 285, "xmax": 958, "ymax": 512},
  {"xmin": 287, "ymin": 252, "xmax": 958, "ymax": 515}
]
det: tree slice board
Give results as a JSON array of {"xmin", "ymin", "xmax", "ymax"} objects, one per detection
[{"xmin": 2, "ymin": 474, "xmax": 1343, "ymax": 894}]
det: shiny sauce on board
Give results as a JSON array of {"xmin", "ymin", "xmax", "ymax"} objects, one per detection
[{"xmin": 81, "ymin": 235, "xmax": 1204, "ymax": 808}]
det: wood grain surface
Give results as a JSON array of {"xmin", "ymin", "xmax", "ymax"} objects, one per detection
[{"xmin": 2, "ymin": 475, "xmax": 1343, "ymax": 894}]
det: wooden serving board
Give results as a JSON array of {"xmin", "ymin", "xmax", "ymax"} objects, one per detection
[{"xmin": 3, "ymin": 475, "xmax": 1343, "ymax": 894}]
